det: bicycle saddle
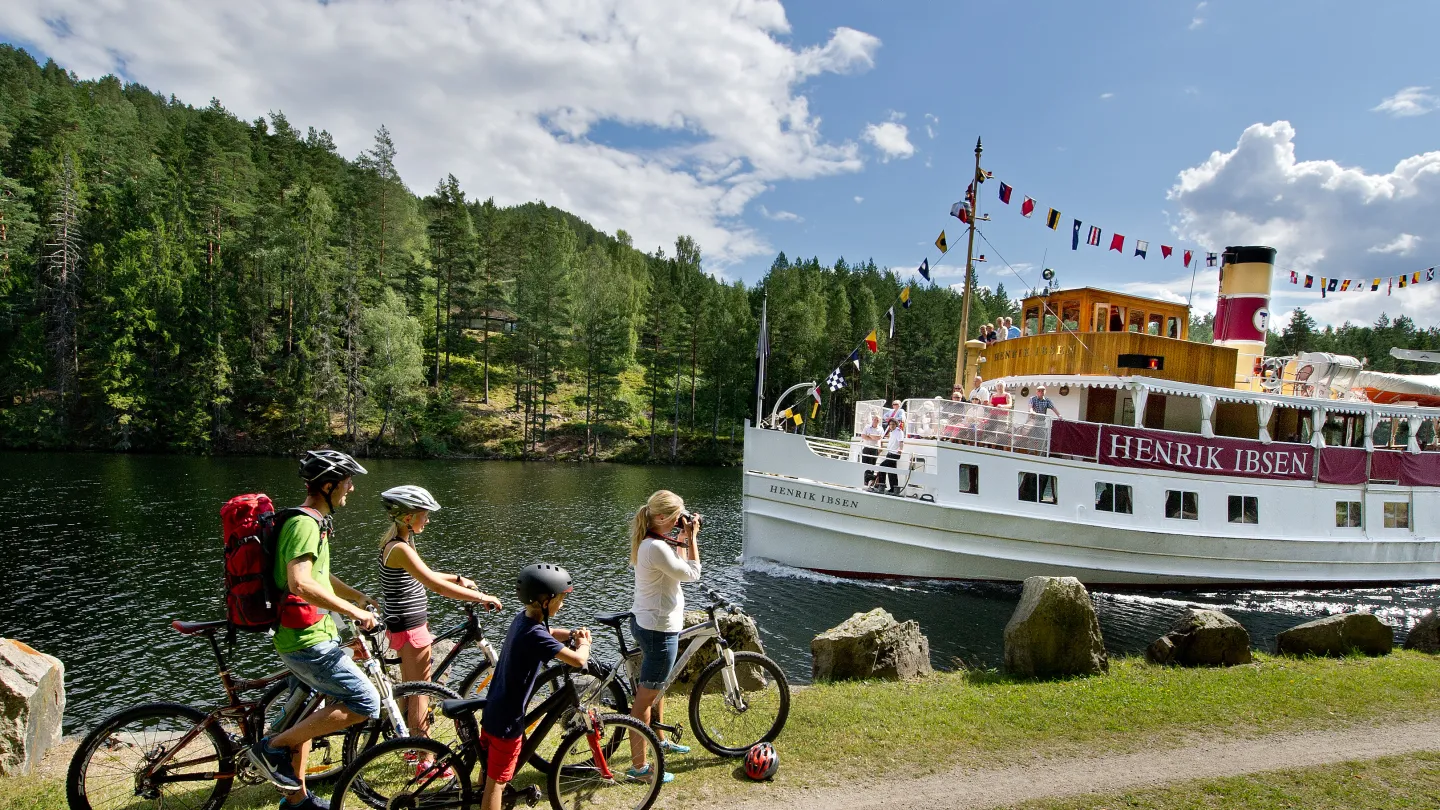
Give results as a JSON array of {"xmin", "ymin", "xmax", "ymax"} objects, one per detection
[
  {"xmin": 593, "ymin": 611, "xmax": 633, "ymax": 628},
  {"xmin": 439, "ymin": 697, "xmax": 488, "ymax": 719},
  {"xmin": 172, "ymin": 619, "xmax": 228, "ymax": 636}
]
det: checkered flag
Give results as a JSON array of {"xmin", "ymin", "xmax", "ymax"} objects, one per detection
[{"xmin": 826, "ymin": 367, "xmax": 846, "ymax": 392}]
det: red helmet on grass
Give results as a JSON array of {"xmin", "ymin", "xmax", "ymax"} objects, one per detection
[{"xmin": 743, "ymin": 742, "xmax": 778, "ymax": 781}]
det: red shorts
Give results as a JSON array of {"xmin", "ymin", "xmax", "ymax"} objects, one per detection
[{"xmin": 479, "ymin": 729, "xmax": 524, "ymax": 783}]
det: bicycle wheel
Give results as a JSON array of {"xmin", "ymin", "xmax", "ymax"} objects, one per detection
[
  {"xmin": 342, "ymin": 681, "xmax": 463, "ymax": 765},
  {"xmin": 67, "ymin": 702, "xmax": 233, "ymax": 810},
  {"xmin": 332, "ymin": 736, "xmax": 469, "ymax": 810},
  {"xmin": 455, "ymin": 657, "xmax": 494, "ymax": 699},
  {"xmin": 526, "ymin": 663, "xmax": 630, "ymax": 773},
  {"xmin": 260, "ymin": 680, "xmax": 346, "ymax": 784},
  {"xmin": 688, "ymin": 651, "xmax": 790, "ymax": 757},
  {"xmin": 548, "ymin": 713, "xmax": 663, "ymax": 810}
]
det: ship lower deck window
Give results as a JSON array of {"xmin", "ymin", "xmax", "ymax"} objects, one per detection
[
  {"xmin": 959, "ymin": 464, "xmax": 979, "ymax": 495},
  {"xmin": 1095, "ymin": 482, "xmax": 1133, "ymax": 514},
  {"xmin": 1228, "ymin": 495, "xmax": 1259, "ymax": 524},
  {"xmin": 1165, "ymin": 490, "xmax": 1198, "ymax": 520},
  {"xmin": 1336, "ymin": 501, "xmax": 1362, "ymax": 528},
  {"xmin": 1019, "ymin": 472, "xmax": 1058, "ymax": 505},
  {"xmin": 1384, "ymin": 502, "xmax": 1411, "ymax": 529}
]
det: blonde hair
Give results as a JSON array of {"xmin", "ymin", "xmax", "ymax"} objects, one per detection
[
  {"xmin": 629, "ymin": 490, "xmax": 684, "ymax": 566},
  {"xmin": 378, "ymin": 511, "xmax": 418, "ymax": 550}
]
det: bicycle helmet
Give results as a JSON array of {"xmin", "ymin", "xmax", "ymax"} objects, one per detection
[
  {"xmin": 743, "ymin": 742, "xmax": 778, "ymax": 780},
  {"xmin": 299, "ymin": 450, "xmax": 368, "ymax": 484},
  {"xmin": 381, "ymin": 485, "xmax": 442, "ymax": 514},
  {"xmin": 516, "ymin": 563, "xmax": 573, "ymax": 605}
]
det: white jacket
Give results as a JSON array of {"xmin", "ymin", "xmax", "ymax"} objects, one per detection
[{"xmin": 631, "ymin": 537, "xmax": 702, "ymax": 632}]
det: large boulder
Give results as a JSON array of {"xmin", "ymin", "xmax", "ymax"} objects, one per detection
[
  {"xmin": 1276, "ymin": 612, "xmax": 1394, "ymax": 657},
  {"xmin": 1403, "ymin": 610, "xmax": 1440, "ymax": 653},
  {"xmin": 0, "ymin": 638, "xmax": 65, "ymax": 776},
  {"xmin": 811, "ymin": 608, "xmax": 932, "ymax": 682},
  {"xmin": 673, "ymin": 610, "xmax": 766, "ymax": 690},
  {"xmin": 1146, "ymin": 608, "xmax": 1252, "ymax": 667},
  {"xmin": 1003, "ymin": 577, "xmax": 1108, "ymax": 678}
]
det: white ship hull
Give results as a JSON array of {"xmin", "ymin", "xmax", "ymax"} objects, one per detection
[{"xmin": 741, "ymin": 425, "xmax": 1440, "ymax": 586}]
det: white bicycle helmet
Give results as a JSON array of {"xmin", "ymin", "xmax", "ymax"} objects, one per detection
[{"xmin": 380, "ymin": 485, "xmax": 442, "ymax": 513}]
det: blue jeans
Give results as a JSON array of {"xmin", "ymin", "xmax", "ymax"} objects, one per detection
[
  {"xmin": 630, "ymin": 617, "xmax": 679, "ymax": 691},
  {"xmin": 279, "ymin": 640, "xmax": 381, "ymax": 719}
]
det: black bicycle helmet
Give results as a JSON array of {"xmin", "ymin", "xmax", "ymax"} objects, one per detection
[
  {"xmin": 299, "ymin": 450, "xmax": 368, "ymax": 485},
  {"xmin": 516, "ymin": 563, "xmax": 573, "ymax": 605}
]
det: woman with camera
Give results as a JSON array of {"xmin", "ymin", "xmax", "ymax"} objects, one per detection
[{"xmin": 625, "ymin": 490, "xmax": 702, "ymax": 782}]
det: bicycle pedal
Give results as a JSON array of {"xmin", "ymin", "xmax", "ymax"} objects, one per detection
[{"xmin": 652, "ymin": 721, "xmax": 683, "ymax": 742}]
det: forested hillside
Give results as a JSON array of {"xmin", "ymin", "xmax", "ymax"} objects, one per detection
[{"xmin": 0, "ymin": 47, "xmax": 1018, "ymax": 461}]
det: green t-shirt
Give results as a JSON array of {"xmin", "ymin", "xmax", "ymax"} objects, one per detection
[{"xmin": 271, "ymin": 512, "xmax": 339, "ymax": 655}]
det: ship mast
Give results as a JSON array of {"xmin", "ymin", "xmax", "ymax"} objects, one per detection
[{"xmin": 952, "ymin": 136, "xmax": 983, "ymax": 393}]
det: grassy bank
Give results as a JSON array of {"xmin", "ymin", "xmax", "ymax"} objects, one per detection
[
  {"xmin": 1014, "ymin": 751, "xmax": 1440, "ymax": 809},
  {"xmin": 8, "ymin": 652, "xmax": 1440, "ymax": 809}
]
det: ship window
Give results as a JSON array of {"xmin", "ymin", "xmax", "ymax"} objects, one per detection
[
  {"xmin": 1095, "ymin": 482, "xmax": 1133, "ymax": 514},
  {"xmin": 1147, "ymin": 312, "xmax": 1164, "ymax": 335},
  {"xmin": 959, "ymin": 464, "xmax": 979, "ymax": 495},
  {"xmin": 1227, "ymin": 495, "xmax": 1259, "ymax": 524},
  {"xmin": 1019, "ymin": 472, "xmax": 1058, "ymax": 505},
  {"xmin": 1128, "ymin": 310, "xmax": 1144, "ymax": 333},
  {"xmin": 1335, "ymin": 501, "xmax": 1362, "ymax": 528},
  {"xmin": 1167, "ymin": 316, "xmax": 1181, "ymax": 339},
  {"xmin": 1060, "ymin": 301, "xmax": 1080, "ymax": 332},
  {"xmin": 1384, "ymin": 501, "xmax": 1410, "ymax": 529},
  {"xmin": 1165, "ymin": 490, "xmax": 1198, "ymax": 520}
]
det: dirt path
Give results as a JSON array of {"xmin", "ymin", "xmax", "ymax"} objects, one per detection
[{"xmin": 724, "ymin": 718, "xmax": 1440, "ymax": 810}]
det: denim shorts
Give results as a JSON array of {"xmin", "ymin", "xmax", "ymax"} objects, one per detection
[
  {"xmin": 280, "ymin": 640, "xmax": 382, "ymax": 719},
  {"xmin": 630, "ymin": 617, "xmax": 679, "ymax": 691}
]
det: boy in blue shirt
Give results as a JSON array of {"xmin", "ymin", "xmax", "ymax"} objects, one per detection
[{"xmin": 480, "ymin": 564, "xmax": 592, "ymax": 810}]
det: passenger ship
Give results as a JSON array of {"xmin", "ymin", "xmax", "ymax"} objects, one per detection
[{"xmin": 741, "ymin": 242, "xmax": 1440, "ymax": 586}]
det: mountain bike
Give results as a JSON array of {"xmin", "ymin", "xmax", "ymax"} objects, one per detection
[
  {"xmin": 331, "ymin": 653, "xmax": 666, "ymax": 810},
  {"xmin": 572, "ymin": 589, "xmax": 790, "ymax": 760},
  {"xmin": 65, "ymin": 614, "xmax": 457, "ymax": 810},
  {"xmin": 348, "ymin": 601, "xmax": 502, "ymax": 764},
  {"xmin": 379, "ymin": 601, "xmax": 502, "ymax": 698}
]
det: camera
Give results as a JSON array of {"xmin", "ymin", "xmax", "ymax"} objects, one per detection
[{"xmin": 678, "ymin": 511, "xmax": 705, "ymax": 530}]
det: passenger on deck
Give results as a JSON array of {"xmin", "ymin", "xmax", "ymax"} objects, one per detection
[
  {"xmin": 1005, "ymin": 317, "xmax": 1020, "ymax": 340},
  {"xmin": 1028, "ymin": 386, "xmax": 1061, "ymax": 419},
  {"xmin": 969, "ymin": 375, "xmax": 990, "ymax": 403},
  {"xmin": 870, "ymin": 417, "xmax": 905, "ymax": 495},
  {"xmin": 860, "ymin": 413, "xmax": 884, "ymax": 487},
  {"xmin": 993, "ymin": 318, "xmax": 1007, "ymax": 341},
  {"xmin": 989, "ymin": 382, "xmax": 1012, "ymax": 409}
]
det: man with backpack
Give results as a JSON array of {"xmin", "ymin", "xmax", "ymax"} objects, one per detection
[{"xmin": 247, "ymin": 450, "xmax": 379, "ymax": 809}]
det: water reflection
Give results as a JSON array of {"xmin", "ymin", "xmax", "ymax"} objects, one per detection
[{"xmin": 0, "ymin": 451, "xmax": 1435, "ymax": 732}]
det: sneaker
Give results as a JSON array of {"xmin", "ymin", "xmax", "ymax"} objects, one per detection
[
  {"xmin": 625, "ymin": 764, "xmax": 673, "ymax": 784},
  {"xmin": 658, "ymin": 739, "xmax": 690, "ymax": 755},
  {"xmin": 248, "ymin": 739, "xmax": 301, "ymax": 791},
  {"xmin": 279, "ymin": 793, "xmax": 329, "ymax": 810},
  {"xmin": 416, "ymin": 760, "xmax": 456, "ymax": 780}
]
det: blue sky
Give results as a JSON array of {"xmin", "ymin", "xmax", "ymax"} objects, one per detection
[{"xmin": 4, "ymin": 0, "xmax": 1439, "ymax": 327}]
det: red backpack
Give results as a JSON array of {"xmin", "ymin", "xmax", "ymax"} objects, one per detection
[
  {"xmin": 222, "ymin": 494, "xmax": 285, "ymax": 632},
  {"xmin": 222, "ymin": 494, "xmax": 328, "ymax": 633}
]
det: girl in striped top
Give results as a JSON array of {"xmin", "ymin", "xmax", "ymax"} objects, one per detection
[{"xmin": 378, "ymin": 486, "xmax": 502, "ymax": 750}]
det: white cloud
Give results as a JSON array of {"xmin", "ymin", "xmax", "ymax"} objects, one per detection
[
  {"xmin": 1168, "ymin": 120, "xmax": 1440, "ymax": 327},
  {"xmin": 924, "ymin": 113, "xmax": 939, "ymax": 139},
  {"xmin": 759, "ymin": 205, "xmax": 803, "ymax": 223},
  {"xmin": 1099, "ymin": 92, "xmax": 1115, "ymax": 100},
  {"xmin": 1189, "ymin": 1, "xmax": 1207, "ymax": 30},
  {"xmin": 2, "ymin": 1, "xmax": 881, "ymax": 266},
  {"xmin": 861, "ymin": 112, "xmax": 915, "ymax": 162},
  {"xmin": 854, "ymin": 195, "xmax": 864, "ymax": 204},
  {"xmin": 1372, "ymin": 86, "xmax": 1440, "ymax": 118},
  {"xmin": 1368, "ymin": 233, "xmax": 1421, "ymax": 256}
]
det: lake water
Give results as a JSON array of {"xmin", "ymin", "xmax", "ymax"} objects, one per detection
[{"xmin": 2, "ymin": 452, "xmax": 1437, "ymax": 733}]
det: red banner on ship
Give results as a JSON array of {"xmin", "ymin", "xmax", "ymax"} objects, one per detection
[{"xmin": 1097, "ymin": 425, "xmax": 1314, "ymax": 480}]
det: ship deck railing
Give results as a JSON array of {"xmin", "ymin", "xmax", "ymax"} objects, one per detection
[{"xmin": 854, "ymin": 398, "xmax": 1054, "ymax": 456}]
